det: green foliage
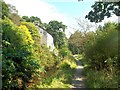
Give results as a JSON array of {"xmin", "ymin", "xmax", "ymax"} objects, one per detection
[
  {"xmin": 21, "ymin": 21, "xmax": 58, "ymax": 72},
  {"xmin": 59, "ymin": 47, "xmax": 72, "ymax": 58},
  {"xmin": 44, "ymin": 20, "xmax": 68, "ymax": 49},
  {"xmin": 81, "ymin": 22, "xmax": 119, "ymax": 88},
  {"xmin": 1, "ymin": 2, "xmax": 75, "ymax": 89},
  {"xmin": 2, "ymin": 18, "xmax": 41, "ymax": 89},
  {"xmin": 9, "ymin": 13, "xmax": 22, "ymax": 26},
  {"xmin": 84, "ymin": 68, "xmax": 119, "ymax": 88},
  {"xmin": 1, "ymin": 17, "xmax": 65, "ymax": 89},
  {"xmin": 68, "ymin": 30, "xmax": 95, "ymax": 54},
  {"xmin": 21, "ymin": 22, "xmax": 41, "ymax": 45},
  {"xmin": 20, "ymin": 22, "xmax": 41, "ymax": 71},
  {"xmin": 35, "ymin": 56, "xmax": 77, "ymax": 88},
  {"xmin": 69, "ymin": 43, "xmax": 79, "ymax": 54},
  {"xmin": 81, "ymin": 54, "xmax": 119, "ymax": 88},
  {"xmin": 39, "ymin": 45, "xmax": 57, "ymax": 71},
  {"xmin": 85, "ymin": 22, "xmax": 118, "ymax": 70},
  {"xmin": 118, "ymin": 24, "xmax": 120, "ymax": 69},
  {"xmin": 68, "ymin": 31, "xmax": 85, "ymax": 54},
  {"xmin": 0, "ymin": 0, "xmax": 9, "ymax": 19},
  {"xmin": 22, "ymin": 16, "xmax": 42, "ymax": 25},
  {"xmin": 85, "ymin": 2, "xmax": 120, "ymax": 23}
]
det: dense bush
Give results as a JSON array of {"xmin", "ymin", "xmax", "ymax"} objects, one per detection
[
  {"xmin": 68, "ymin": 43, "xmax": 80, "ymax": 54},
  {"xmin": 1, "ymin": 18, "xmax": 65, "ymax": 89},
  {"xmin": 84, "ymin": 68, "xmax": 118, "ymax": 88},
  {"xmin": 1, "ymin": 17, "xmax": 70, "ymax": 90},
  {"xmin": 39, "ymin": 45, "xmax": 58, "ymax": 71},
  {"xmin": 35, "ymin": 55, "xmax": 77, "ymax": 88},
  {"xmin": 84, "ymin": 22, "xmax": 118, "ymax": 70},
  {"xmin": 21, "ymin": 22, "xmax": 59, "ymax": 72},
  {"xmin": 1, "ymin": 1, "xmax": 76, "ymax": 89},
  {"xmin": 2, "ymin": 18, "xmax": 41, "ymax": 89},
  {"xmin": 20, "ymin": 22, "xmax": 41, "ymax": 45},
  {"xmin": 82, "ymin": 22, "xmax": 119, "ymax": 88},
  {"xmin": 59, "ymin": 47, "xmax": 72, "ymax": 58},
  {"xmin": 68, "ymin": 30, "xmax": 95, "ymax": 54},
  {"xmin": 68, "ymin": 31, "xmax": 84, "ymax": 54}
]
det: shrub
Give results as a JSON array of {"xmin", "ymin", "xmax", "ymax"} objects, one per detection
[
  {"xmin": 20, "ymin": 22, "xmax": 41, "ymax": 45},
  {"xmin": 59, "ymin": 48, "xmax": 72, "ymax": 58},
  {"xmin": 2, "ymin": 18, "xmax": 41, "ymax": 89},
  {"xmin": 84, "ymin": 22, "xmax": 118, "ymax": 70},
  {"xmin": 82, "ymin": 22, "xmax": 119, "ymax": 88}
]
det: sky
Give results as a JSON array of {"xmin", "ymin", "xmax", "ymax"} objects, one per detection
[{"xmin": 4, "ymin": 0, "xmax": 119, "ymax": 38}]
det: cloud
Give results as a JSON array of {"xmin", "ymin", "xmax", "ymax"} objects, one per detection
[
  {"xmin": 4, "ymin": 0, "xmax": 61, "ymax": 22},
  {"xmin": 4, "ymin": 0, "xmax": 77, "ymax": 38}
]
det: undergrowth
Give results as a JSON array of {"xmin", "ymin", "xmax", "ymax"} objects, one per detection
[
  {"xmin": 81, "ymin": 55, "xmax": 119, "ymax": 88},
  {"xmin": 32, "ymin": 56, "xmax": 77, "ymax": 88}
]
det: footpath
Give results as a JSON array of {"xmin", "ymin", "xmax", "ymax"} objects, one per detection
[{"xmin": 71, "ymin": 55, "xmax": 86, "ymax": 88}]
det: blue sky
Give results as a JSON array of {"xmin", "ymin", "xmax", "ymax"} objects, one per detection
[
  {"xmin": 47, "ymin": 1, "xmax": 95, "ymax": 18},
  {"xmin": 4, "ymin": 0, "xmax": 96, "ymax": 22},
  {"xmin": 45, "ymin": 1, "xmax": 96, "ymax": 36}
]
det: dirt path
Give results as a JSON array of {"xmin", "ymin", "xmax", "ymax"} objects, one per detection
[{"xmin": 71, "ymin": 59, "xmax": 86, "ymax": 88}]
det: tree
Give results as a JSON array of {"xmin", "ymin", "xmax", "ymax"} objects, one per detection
[
  {"xmin": 77, "ymin": 18, "xmax": 94, "ymax": 35},
  {"xmin": 7, "ymin": 4, "xmax": 22, "ymax": 26},
  {"xmin": 9, "ymin": 13, "xmax": 22, "ymax": 26},
  {"xmin": 8, "ymin": 4, "xmax": 18, "ymax": 14},
  {"xmin": 44, "ymin": 20, "xmax": 67, "ymax": 49},
  {"xmin": 85, "ymin": 22, "xmax": 118, "ymax": 70},
  {"xmin": 68, "ymin": 31, "xmax": 85, "ymax": 54},
  {"xmin": 22, "ymin": 16, "xmax": 29, "ymax": 22},
  {"xmin": 21, "ymin": 21, "xmax": 58, "ymax": 75},
  {"xmin": 85, "ymin": 1, "xmax": 120, "ymax": 23},
  {"xmin": 0, "ymin": 0, "xmax": 9, "ymax": 19},
  {"xmin": 1, "ymin": 1, "xmax": 22, "ymax": 25},
  {"xmin": 69, "ymin": 18, "xmax": 95, "ymax": 54},
  {"xmin": 22, "ymin": 16, "xmax": 42, "ymax": 25}
]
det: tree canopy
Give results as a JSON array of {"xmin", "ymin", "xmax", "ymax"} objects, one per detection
[
  {"xmin": 1, "ymin": 0, "xmax": 9, "ymax": 19},
  {"xmin": 22, "ymin": 16, "xmax": 42, "ymax": 25},
  {"xmin": 85, "ymin": 1, "xmax": 120, "ymax": 23},
  {"xmin": 44, "ymin": 20, "xmax": 67, "ymax": 49}
]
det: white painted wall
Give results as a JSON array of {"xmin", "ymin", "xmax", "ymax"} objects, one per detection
[
  {"xmin": 38, "ymin": 27, "xmax": 55, "ymax": 51},
  {"xmin": 46, "ymin": 33, "xmax": 55, "ymax": 51}
]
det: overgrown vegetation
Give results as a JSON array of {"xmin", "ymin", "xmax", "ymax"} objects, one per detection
[
  {"xmin": 44, "ymin": 20, "xmax": 68, "ymax": 49},
  {"xmin": 81, "ymin": 22, "xmax": 119, "ymax": 88},
  {"xmin": 2, "ymin": 17, "xmax": 41, "ymax": 89},
  {"xmin": 1, "ymin": 0, "xmax": 76, "ymax": 89},
  {"xmin": 1, "ymin": 0, "xmax": 120, "ymax": 89},
  {"xmin": 34, "ymin": 56, "xmax": 77, "ymax": 88}
]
